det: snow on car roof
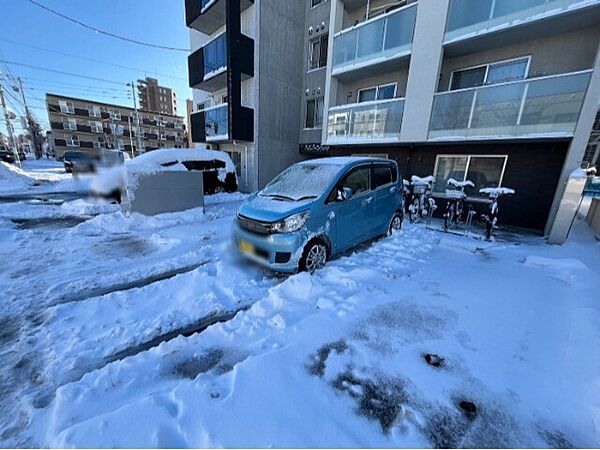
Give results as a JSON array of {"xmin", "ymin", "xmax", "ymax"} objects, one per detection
[
  {"xmin": 297, "ymin": 156, "xmax": 386, "ymax": 166},
  {"xmin": 128, "ymin": 147, "xmax": 235, "ymax": 173}
]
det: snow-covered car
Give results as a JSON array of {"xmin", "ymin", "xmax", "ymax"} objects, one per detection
[{"xmin": 90, "ymin": 147, "xmax": 237, "ymax": 202}]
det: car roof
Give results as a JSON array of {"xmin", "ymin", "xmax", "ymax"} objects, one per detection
[{"xmin": 297, "ymin": 156, "xmax": 391, "ymax": 167}]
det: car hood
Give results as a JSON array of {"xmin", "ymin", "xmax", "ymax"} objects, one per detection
[{"xmin": 237, "ymin": 193, "xmax": 314, "ymax": 222}]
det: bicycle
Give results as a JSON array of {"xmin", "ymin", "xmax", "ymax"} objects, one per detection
[
  {"xmin": 408, "ymin": 175, "xmax": 436, "ymax": 223},
  {"xmin": 479, "ymin": 187, "xmax": 515, "ymax": 240},
  {"xmin": 443, "ymin": 178, "xmax": 474, "ymax": 231}
]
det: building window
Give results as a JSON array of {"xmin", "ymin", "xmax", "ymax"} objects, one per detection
[
  {"xmin": 88, "ymin": 105, "xmax": 101, "ymax": 117},
  {"xmin": 433, "ymin": 155, "xmax": 508, "ymax": 197},
  {"xmin": 90, "ymin": 121, "xmax": 103, "ymax": 133},
  {"xmin": 309, "ymin": 34, "xmax": 328, "ymax": 70},
  {"xmin": 63, "ymin": 118, "xmax": 77, "ymax": 131},
  {"xmin": 311, "ymin": 0, "xmax": 325, "ymax": 7},
  {"xmin": 110, "ymin": 109, "xmax": 121, "ymax": 120},
  {"xmin": 110, "ymin": 123, "xmax": 124, "ymax": 136},
  {"xmin": 66, "ymin": 135, "xmax": 79, "ymax": 147},
  {"xmin": 59, "ymin": 100, "xmax": 74, "ymax": 114},
  {"xmin": 450, "ymin": 57, "xmax": 529, "ymax": 91},
  {"xmin": 357, "ymin": 83, "xmax": 397, "ymax": 102},
  {"xmin": 305, "ymin": 97, "xmax": 324, "ymax": 129}
]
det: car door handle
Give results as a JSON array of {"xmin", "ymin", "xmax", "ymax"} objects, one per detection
[
  {"xmin": 390, "ymin": 186, "xmax": 397, "ymax": 194},
  {"xmin": 362, "ymin": 196, "xmax": 373, "ymax": 206}
]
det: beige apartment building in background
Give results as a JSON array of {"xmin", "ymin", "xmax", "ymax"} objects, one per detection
[
  {"xmin": 46, "ymin": 93, "xmax": 187, "ymax": 159},
  {"xmin": 137, "ymin": 77, "xmax": 178, "ymax": 116}
]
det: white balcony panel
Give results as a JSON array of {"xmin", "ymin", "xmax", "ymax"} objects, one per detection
[
  {"xmin": 332, "ymin": 4, "xmax": 417, "ymax": 76},
  {"xmin": 429, "ymin": 70, "xmax": 592, "ymax": 140},
  {"xmin": 327, "ymin": 98, "xmax": 405, "ymax": 145}
]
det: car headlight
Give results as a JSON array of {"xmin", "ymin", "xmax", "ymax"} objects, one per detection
[{"xmin": 272, "ymin": 210, "xmax": 310, "ymax": 233}]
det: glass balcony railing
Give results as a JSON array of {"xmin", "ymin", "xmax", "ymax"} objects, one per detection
[
  {"xmin": 429, "ymin": 70, "xmax": 592, "ymax": 140},
  {"xmin": 327, "ymin": 98, "xmax": 405, "ymax": 143},
  {"xmin": 203, "ymin": 32, "xmax": 227, "ymax": 79},
  {"xmin": 445, "ymin": 0, "xmax": 597, "ymax": 43},
  {"xmin": 332, "ymin": 4, "xmax": 417, "ymax": 74},
  {"xmin": 204, "ymin": 103, "xmax": 228, "ymax": 141}
]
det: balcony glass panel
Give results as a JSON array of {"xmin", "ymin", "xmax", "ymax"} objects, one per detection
[
  {"xmin": 205, "ymin": 104, "xmax": 228, "ymax": 140},
  {"xmin": 446, "ymin": 0, "xmax": 589, "ymax": 42},
  {"xmin": 429, "ymin": 71, "xmax": 591, "ymax": 140},
  {"xmin": 204, "ymin": 33, "xmax": 227, "ymax": 79},
  {"xmin": 327, "ymin": 98, "xmax": 404, "ymax": 143},
  {"xmin": 332, "ymin": 4, "xmax": 416, "ymax": 73}
]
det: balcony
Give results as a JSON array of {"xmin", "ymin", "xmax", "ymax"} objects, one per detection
[
  {"xmin": 326, "ymin": 98, "xmax": 405, "ymax": 145},
  {"xmin": 429, "ymin": 70, "xmax": 592, "ymax": 141},
  {"xmin": 445, "ymin": 0, "xmax": 600, "ymax": 49},
  {"xmin": 188, "ymin": 32, "xmax": 253, "ymax": 91},
  {"xmin": 191, "ymin": 104, "xmax": 229, "ymax": 143},
  {"xmin": 332, "ymin": 3, "xmax": 417, "ymax": 80},
  {"xmin": 185, "ymin": 0, "xmax": 254, "ymax": 35}
]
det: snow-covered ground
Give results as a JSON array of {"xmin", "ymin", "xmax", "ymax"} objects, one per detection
[{"xmin": 0, "ymin": 164, "xmax": 599, "ymax": 448}]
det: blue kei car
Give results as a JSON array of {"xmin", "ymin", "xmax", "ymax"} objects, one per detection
[{"xmin": 233, "ymin": 157, "xmax": 404, "ymax": 273}]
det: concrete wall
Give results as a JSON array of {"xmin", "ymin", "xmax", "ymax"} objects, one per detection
[
  {"xmin": 399, "ymin": 0, "xmax": 449, "ymax": 143},
  {"xmin": 438, "ymin": 26, "xmax": 600, "ymax": 92},
  {"xmin": 300, "ymin": 0, "xmax": 330, "ymax": 145},
  {"xmin": 256, "ymin": 0, "xmax": 306, "ymax": 188},
  {"xmin": 129, "ymin": 171, "xmax": 204, "ymax": 216}
]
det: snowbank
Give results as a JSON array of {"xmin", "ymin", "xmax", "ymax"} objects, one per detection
[{"xmin": 0, "ymin": 161, "xmax": 36, "ymax": 193}]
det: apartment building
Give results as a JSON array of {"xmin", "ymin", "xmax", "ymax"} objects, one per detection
[
  {"xmin": 137, "ymin": 77, "xmax": 178, "ymax": 115},
  {"xmin": 46, "ymin": 93, "xmax": 187, "ymax": 159},
  {"xmin": 187, "ymin": 0, "xmax": 600, "ymax": 234}
]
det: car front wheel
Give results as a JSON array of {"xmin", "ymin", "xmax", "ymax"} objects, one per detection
[{"xmin": 299, "ymin": 239, "xmax": 327, "ymax": 274}]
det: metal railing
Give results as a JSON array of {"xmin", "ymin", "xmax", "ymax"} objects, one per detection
[
  {"xmin": 332, "ymin": 3, "xmax": 417, "ymax": 74},
  {"xmin": 429, "ymin": 70, "xmax": 592, "ymax": 140},
  {"xmin": 327, "ymin": 97, "xmax": 405, "ymax": 143}
]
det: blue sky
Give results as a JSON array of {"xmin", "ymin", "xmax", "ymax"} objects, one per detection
[{"xmin": 0, "ymin": 0, "xmax": 191, "ymax": 134}]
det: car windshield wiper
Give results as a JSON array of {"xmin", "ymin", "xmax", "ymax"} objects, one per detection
[
  {"xmin": 261, "ymin": 193, "xmax": 295, "ymax": 201},
  {"xmin": 293, "ymin": 195, "xmax": 318, "ymax": 201}
]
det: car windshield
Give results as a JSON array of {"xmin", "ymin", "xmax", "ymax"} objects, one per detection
[
  {"xmin": 260, "ymin": 163, "xmax": 341, "ymax": 201},
  {"xmin": 65, "ymin": 152, "xmax": 89, "ymax": 160}
]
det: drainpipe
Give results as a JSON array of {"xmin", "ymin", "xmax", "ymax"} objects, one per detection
[{"xmin": 366, "ymin": 0, "xmax": 371, "ymax": 20}]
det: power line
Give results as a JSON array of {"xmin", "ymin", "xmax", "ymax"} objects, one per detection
[
  {"xmin": 0, "ymin": 37, "xmax": 188, "ymax": 82},
  {"xmin": 0, "ymin": 59, "xmax": 127, "ymax": 86},
  {"xmin": 2, "ymin": 76, "xmax": 130, "ymax": 94},
  {"xmin": 27, "ymin": 0, "xmax": 190, "ymax": 53}
]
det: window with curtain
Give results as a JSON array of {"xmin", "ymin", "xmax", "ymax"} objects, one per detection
[{"xmin": 450, "ymin": 57, "xmax": 529, "ymax": 90}]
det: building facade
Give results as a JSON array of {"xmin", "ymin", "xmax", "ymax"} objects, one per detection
[
  {"xmin": 46, "ymin": 93, "xmax": 187, "ymax": 159},
  {"xmin": 137, "ymin": 77, "xmax": 178, "ymax": 115},
  {"xmin": 583, "ymin": 108, "xmax": 600, "ymax": 167},
  {"xmin": 186, "ymin": 0, "xmax": 600, "ymax": 234}
]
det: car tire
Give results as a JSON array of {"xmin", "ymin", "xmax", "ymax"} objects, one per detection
[
  {"xmin": 388, "ymin": 211, "xmax": 403, "ymax": 235},
  {"xmin": 299, "ymin": 238, "xmax": 328, "ymax": 274}
]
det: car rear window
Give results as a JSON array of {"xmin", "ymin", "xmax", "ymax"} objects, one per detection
[{"xmin": 373, "ymin": 164, "xmax": 392, "ymax": 189}]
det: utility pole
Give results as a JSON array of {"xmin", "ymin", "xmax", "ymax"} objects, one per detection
[
  {"xmin": 127, "ymin": 115, "xmax": 134, "ymax": 158},
  {"xmin": 128, "ymin": 81, "xmax": 144, "ymax": 154},
  {"xmin": 0, "ymin": 85, "xmax": 20, "ymax": 166},
  {"xmin": 17, "ymin": 78, "xmax": 41, "ymax": 159}
]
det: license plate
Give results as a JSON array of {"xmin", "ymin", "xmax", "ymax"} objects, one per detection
[{"xmin": 238, "ymin": 240, "xmax": 254, "ymax": 254}]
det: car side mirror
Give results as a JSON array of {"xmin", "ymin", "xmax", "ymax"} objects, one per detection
[{"xmin": 337, "ymin": 186, "xmax": 353, "ymax": 201}]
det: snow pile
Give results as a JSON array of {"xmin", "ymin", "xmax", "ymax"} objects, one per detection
[
  {"xmin": 447, "ymin": 178, "xmax": 474, "ymax": 188},
  {"xmin": 0, "ymin": 161, "xmax": 36, "ymax": 193},
  {"xmin": 479, "ymin": 187, "xmax": 515, "ymax": 196},
  {"xmin": 127, "ymin": 147, "xmax": 235, "ymax": 175},
  {"xmin": 60, "ymin": 199, "xmax": 120, "ymax": 216},
  {"xmin": 411, "ymin": 175, "xmax": 435, "ymax": 185}
]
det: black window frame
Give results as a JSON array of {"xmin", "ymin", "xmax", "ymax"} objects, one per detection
[{"xmin": 309, "ymin": 34, "xmax": 329, "ymax": 70}]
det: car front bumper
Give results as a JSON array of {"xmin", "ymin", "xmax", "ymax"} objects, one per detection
[{"xmin": 232, "ymin": 220, "xmax": 304, "ymax": 273}]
